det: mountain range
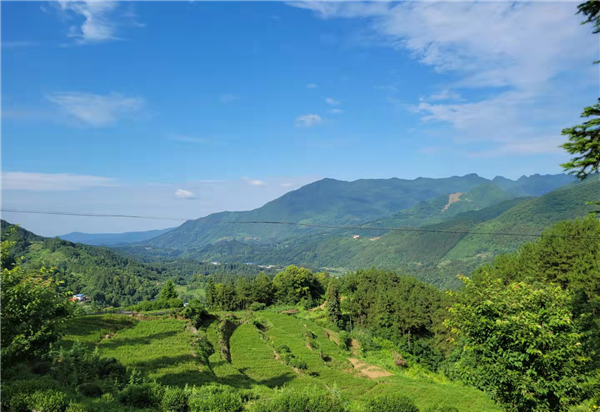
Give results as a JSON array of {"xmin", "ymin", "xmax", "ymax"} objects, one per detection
[{"xmin": 6, "ymin": 172, "xmax": 596, "ymax": 289}]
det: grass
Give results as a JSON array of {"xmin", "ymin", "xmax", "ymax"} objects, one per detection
[{"xmin": 62, "ymin": 311, "xmax": 500, "ymax": 411}]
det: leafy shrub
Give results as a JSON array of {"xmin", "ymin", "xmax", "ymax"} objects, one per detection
[
  {"xmin": 423, "ymin": 405, "xmax": 459, "ymax": 412},
  {"xmin": 188, "ymin": 384, "xmax": 243, "ymax": 412},
  {"xmin": 27, "ymin": 389, "xmax": 69, "ymax": 412},
  {"xmin": 276, "ymin": 345, "xmax": 291, "ymax": 354},
  {"xmin": 78, "ymin": 382, "xmax": 103, "ymax": 398},
  {"xmin": 50, "ymin": 341, "xmax": 127, "ymax": 388},
  {"xmin": 65, "ymin": 403, "xmax": 88, "ymax": 412},
  {"xmin": 249, "ymin": 302, "xmax": 266, "ymax": 311},
  {"xmin": 1, "ymin": 377, "xmax": 61, "ymax": 411},
  {"xmin": 118, "ymin": 383, "xmax": 165, "ymax": 408},
  {"xmin": 181, "ymin": 299, "xmax": 207, "ymax": 328},
  {"xmin": 162, "ymin": 386, "xmax": 189, "ymax": 412},
  {"xmin": 194, "ymin": 332, "xmax": 215, "ymax": 364},
  {"xmin": 252, "ymin": 387, "xmax": 347, "ymax": 412},
  {"xmin": 288, "ymin": 357, "xmax": 308, "ymax": 370},
  {"xmin": 337, "ymin": 331, "xmax": 349, "ymax": 350},
  {"xmin": 365, "ymin": 394, "xmax": 419, "ymax": 412}
]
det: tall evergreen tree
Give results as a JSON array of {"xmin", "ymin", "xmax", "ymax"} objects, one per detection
[
  {"xmin": 326, "ymin": 280, "xmax": 342, "ymax": 328},
  {"xmin": 205, "ymin": 277, "xmax": 216, "ymax": 309},
  {"xmin": 159, "ymin": 279, "xmax": 178, "ymax": 301}
]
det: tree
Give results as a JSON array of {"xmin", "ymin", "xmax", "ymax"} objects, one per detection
[
  {"xmin": 325, "ymin": 280, "xmax": 342, "ymax": 328},
  {"xmin": 159, "ymin": 279, "xmax": 178, "ymax": 301},
  {"xmin": 206, "ymin": 278, "xmax": 216, "ymax": 308},
  {"xmin": 251, "ymin": 273, "xmax": 274, "ymax": 305},
  {"xmin": 1, "ymin": 233, "xmax": 72, "ymax": 366},
  {"xmin": 272, "ymin": 265, "xmax": 323, "ymax": 307},
  {"xmin": 446, "ymin": 275, "xmax": 592, "ymax": 412},
  {"xmin": 561, "ymin": 101, "xmax": 600, "ymax": 180},
  {"xmin": 236, "ymin": 277, "xmax": 252, "ymax": 310}
]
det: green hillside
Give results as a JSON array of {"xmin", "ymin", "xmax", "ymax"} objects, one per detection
[
  {"xmin": 143, "ymin": 174, "xmax": 493, "ymax": 250},
  {"xmin": 181, "ymin": 178, "xmax": 599, "ymax": 288},
  {"xmin": 59, "ymin": 311, "xmax": 499, "ymax": 411}
]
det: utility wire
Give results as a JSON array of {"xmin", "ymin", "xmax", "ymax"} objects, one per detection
[{"xmin": 2, "ymin": 208, "xmax": 600, "ymax": 240}]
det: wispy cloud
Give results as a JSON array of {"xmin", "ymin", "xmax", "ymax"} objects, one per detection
[
  {"xmin": 307, "ymin": 83, "xmax": 318, "ymax": 89},
  {"xmin": 219, "ymin": 94, "xmax": 240, "ymax": 104},
  {"xmin": 295, "ymin": 114, "xmax": 322, "ymax": 127},
  {"xmin": 428, "ymin": 89, "xmax": 461, "ymax": 101},
  {"xmin": 174, "ymin": 189, "xmax": 197, "ymax": 199},
  {"xmin": 46, "ymin": 92, "xmax": 144, "ymax": 127},
  {"xmin": 280, "ymin": 182, "xmax": 296, "ymax": 188},
  {"xmin": 2, "ymin": 172, "xmax": 116, "ymax": 191},
  {"xmin": 325, "ymin": 97, "xmax": 341, "ymax": 106},
  {"xmin": 2, "ymin": 41, "xmax": 38, "ymax": 48},
  {"xmin": 242, "ymin": 177, "xmax": 267, "ymax": 186},
  {"xmin": 291, "ymin": 1, "xmax": 596, "ymax": 157},
  {"xmin": 330, "ymin": 108, "xmax": 343, "ymax": 114},
  {"xmin": 57, "ymin": 1, "xmax": 142, "ymax": 44}
]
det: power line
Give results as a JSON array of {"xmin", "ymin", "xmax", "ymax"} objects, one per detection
[{"xmin": 2, "ymin": 208, "xmax": 599, "ymax": 240}]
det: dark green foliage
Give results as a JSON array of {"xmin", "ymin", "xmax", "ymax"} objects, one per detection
[
  {"xmin": 343, "ymin": 269, "xmax": 451, "ymax": 359},
  {"xmin": 160, "ymin": 280, "xmax": 178, "ymax": 300},
  {"xmin": 118, "ymin": 383, "xmax": 165, "ymax": 408},
  {"xmin": 181, "ymin": 299, "xmax": 208, "ymax": 328},
  {"xmin": 251, "ymin": 273, "xmax": 274, "ymax": 305},
  {"xmin": 561, "ymin": 100, "xmax": 600, "ymax": 180},
  {"xmin": 50, "ymin": 341, "xmax": 127, "ymax": 390},
  {"xmin": 249, "ymin": 301, "xmax": 266, "ymax": 311},
  {"xmin": 326, "ymin": 280, "xmax": 342, "ymax": 328},
  {"xmin": 365, "ymin": 394, "xmax": 419, "ymax": 412},
  {"xmin": 578, "ymin": 0, "xmax": 600, "ymax": 33},
  {"xmin": 1, "ymin": 233, "xmax": 72, "ymax": 366},
  {"xmin": 193, "ymin": 332, "xmax": 215, "ymax": 365},
  {"xmin": 252, "ymin": 387, "xmax": 347, "ymax": 412},
  {"xmin": 162, "ymin": 386, "xmax": 190, "ymax": 412},
  {"xmin": 187, "ymin": 384, "xmax": 243, "ymax": 412},
  {"xmin": 272, "ymin": 265, "xmax": 324, "ymax": 307},
  {"xmin": 26, "ymin": 389, "xmax": 70, "ymax": 412},
  {"xmin": 423, "ymin": 405, "xmax": 459, "ymax": 412},
  {"xmin": 2, "ymin": 221, "xmax": 163, "ymax": 307},
  {"xmin": 217, "ymin": 316, "xmax": 238, "ymax": 363}
]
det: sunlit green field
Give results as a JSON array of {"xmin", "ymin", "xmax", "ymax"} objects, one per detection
[{"xmin": 62, "ymin": 312, "xmax": 500, "ymax": 411}]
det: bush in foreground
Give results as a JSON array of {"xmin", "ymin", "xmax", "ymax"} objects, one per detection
[
  {"xmin": 365, "ymin": 394, "xmax": 419, "ymax": 412},
  {"xmin": 188, "ymin": 384, "xmax": 243, "ymax": 412},
  {"xmin": 252, "ymin": 387, "xmax": 347, "ymax": 412}
]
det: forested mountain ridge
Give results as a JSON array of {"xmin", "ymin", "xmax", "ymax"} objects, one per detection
[
  {"xmin": 142, "ymin": 173, "xmax": 572, "ymax": 251},
  {"xmin": 174, "ymin": 177, "xmax": 599, "ymax": 288},
  {"xmin": 0, "ymin": 221, "xmax": 277, "ymax": 307},
  {"xmin": 58, "ymin": 227, "xmax": 174, "ymax": 246}
]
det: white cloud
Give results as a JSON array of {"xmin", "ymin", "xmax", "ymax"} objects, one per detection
[
  {"xmin": 307, "ymin": 83, "xmax": 318, "ymax": 89},
  {"xmin": 219, "ymin": 94, "xmax": 240, "ymax": 104},
  {"xmin": 2, "ymin": 172, "xmax": 116, "ymax": 191},
  {"xmin": 243, "ymin": 177, "xmax": 267, "ymax": 186},
  {"xmin": 174, "ymin": 189, "xmax": 197, "ymax": 199},
  {"xmin": 330, "ymin": 108, "xmax": 343, "ymax": 114},
  {"xmin": 280, "ymin": 182, "xmax": 295, "ymax": 188},
  {"xmin": 291, "ymin": 1, "xmax": 596, "ymax": 157},
  {"xmin": 325, "ymin": 97, "xmax": 341, "ymax": 106},
  {"xmin": 428, "ymin": 89, "xmax": 461, "ymax": 101},
  {"xmin": 295, "ymin": 114, "xmax": 322, "ymax": 127},
  {"xmin": 46, "ymin": 92, "xmax": 144, "ymax": 127},
  {"xmin": 57, "ymin": 1, "xmax": 141, "ymax": 44}
]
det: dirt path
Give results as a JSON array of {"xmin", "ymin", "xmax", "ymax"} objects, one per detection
[
  {"xmin": 348, "ymin": 358, "xmax": 393, "ymax": 379},
  {"xmin": 309, "ymin": 302, "xmax": 326, "ymax": 312}
]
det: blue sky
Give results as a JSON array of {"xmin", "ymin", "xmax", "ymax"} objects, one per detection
[{"xmin": 2, "ymin": 1, "xmax": 597, "ymax": 236}]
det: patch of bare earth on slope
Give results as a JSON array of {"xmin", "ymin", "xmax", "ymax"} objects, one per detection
[
  {"xmin": 348, "ymin": 358, "xmax": 393, "ymax": 379},
  {"xmin": 442, "ymin": 192, "xmax": 463, "ymax": 212}
]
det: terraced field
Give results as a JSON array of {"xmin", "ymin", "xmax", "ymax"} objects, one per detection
[{"xmin": 62, "ymin": 311, "xmax": 500, "ymax": 411}]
